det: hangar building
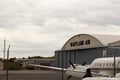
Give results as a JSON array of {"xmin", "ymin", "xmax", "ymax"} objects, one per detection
[{"xmin": 54, "ymin": 34, "xmax": 120, "ymax": 68}]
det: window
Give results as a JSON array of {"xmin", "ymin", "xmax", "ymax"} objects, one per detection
[
  {"xmin": 109, "ymin": 63, "xmax": 112, "ymax": 66},
  {"xmin": 79, "ymin": 41, "xmax": 84, "ymax": 45},
  {"xmin": 106, "ymin": 63, "xmax": 109, "ymax": 66},
  {"xmin": 85, "ymin": 40, "xmax": 90, "ymax": 45},
  {"xmin": 103, "ymin": 63, "xmax": 105, "ymax": 67},
  {"xmin": 70, "ymin": 42, "xmax": 78, "ymax": 47},
  {"xmin": 70, "ymin": 40, "xmax": 84, "ymax": 47},
  {"xmin": 70, "ymin": 42, "xmax": 73, "ymax": 47},
  {"xmin": 112, "ymin": 63, "xmax": 114, "ymax": 66}
]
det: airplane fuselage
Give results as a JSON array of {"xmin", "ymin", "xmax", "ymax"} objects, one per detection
[{"xmin": 66, "ymin": 57, "xmax": 120, "ymax": 78}]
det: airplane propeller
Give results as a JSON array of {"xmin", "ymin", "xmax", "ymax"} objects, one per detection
[
  {"xmin": 67, "ymin": 75, "xmax": 72, "ymax": 80},
  {"xmin": 66, "ymin": 61, "xmax": 76, "ymax": 80},
  {"xmin": 66, "ymin": 61, "xmax": 75, "ymax": 80},
  {"xmin": 69, "ymin": 60, "xmax": 76, "ymax": 69},
  {"xmin": 67, "ymin": 61, "xmax": 88, "ymax": 80},
  {"xmin": 67, "ymin": 68, "xmax": 92, "ymax": 80}
]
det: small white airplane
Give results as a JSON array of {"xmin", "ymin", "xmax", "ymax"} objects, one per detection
[
  {"xmin": 82, "ymin": 77, "xmax": 120, "ymax": 80},
  {"xmin": 89, "ymin": 57, "xmax": 120, "ymax": 77},
  {"xmin": 28, "ymin": 57, "xmax": 120, "ymax": 79},
  {"xmin": 115, "ymin": 73, "xmax": 120, "ymax": 78}
]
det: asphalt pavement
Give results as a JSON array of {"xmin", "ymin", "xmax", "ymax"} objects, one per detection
[{"xmin": 0, "ymin": 70, "xmax": 81, "ymax": 80}]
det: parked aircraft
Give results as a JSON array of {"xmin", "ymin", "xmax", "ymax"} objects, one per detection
[
  {"xmin": 115, "ymin": 73, "xmax": 120, "ymax": 78},
  {"xmin": 82, "ymin": 77, "xmax": 120, "ymax": 80},
  {"xmin": 89, "ymin": 57, "xmax": 120, "ymax": 77},
  {"xmin": 29, "ymin": 57, "xmax": 120, "ymax": 79}
]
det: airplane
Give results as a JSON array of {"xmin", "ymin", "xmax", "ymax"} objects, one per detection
[
  {"xmin": 89, "ymin": 57, "xmax": 120, "ymax": 77},
  {"xmin": 82, "ymin": 77, "xmax": 120, "ymax": 80},
  {"xmin": 28, "ymin": 57, "xmax": 120, "ymax": 79},
  {"xmin": 115, "ymin": 73, "xmax": 120, "ymax": 78}
]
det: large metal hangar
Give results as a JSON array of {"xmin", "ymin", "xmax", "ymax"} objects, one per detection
[{"xmin": 54, "ymin": 34, "xmax": 120, "ymax": 68}]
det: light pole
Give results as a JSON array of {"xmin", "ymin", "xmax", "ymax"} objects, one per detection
[
  {"xmin": 113, "ymin": 48, "xmax": 118, "ymax": 77},
  {"xmin": 61, "ymin": 51, "xmax": 64, "ymax": 80},
  {"xmin": 4, "ymin": 39, "xmax": 6, "ymax": 60},
  {"xmin": 6, "ymin": 45, "xmax": 10, "ymax": 80}
]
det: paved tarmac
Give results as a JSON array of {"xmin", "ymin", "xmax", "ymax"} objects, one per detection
[{"xmin": 0, "ymin": 70, "xmax": 81, "ymax": 80}]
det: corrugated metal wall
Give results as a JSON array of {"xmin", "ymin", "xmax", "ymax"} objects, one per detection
[{"xmin": 54, "ymin": 47, "xmax": 120, "ymax": 68}]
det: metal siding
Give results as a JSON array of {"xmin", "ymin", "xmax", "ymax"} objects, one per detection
[
  {"xmin": 58, "ymin": 51, "xmax": 62, "ymax": 68},
  {"xmin": 76, "ymin": 50, "xmax": 81, "ymax": 64},
  {"xmin": 74, "ymin": 50, "xmax": 76, "ymax": 63},
  {"xmin": 117, "ymin": 49, "xmax": 120, "ymax": 56},
  {"xmin": 107, "ymin": 48, "xmax": 120, "ymax": 57},
  {"xmin": 70, "ymin": 50, "xmax": 75, "ymax": 64},
  {"xmin": 54, "ymin": 47, "xmax": 120, "ymax": 68},
  {"xmin": 63, "ymin": 51, "xmax": 66, "ymax": 68},
  {"xmin": 58, "ymin": 51, "xmax": 60, "ymax": 67},
  {"xmin": 54, "ymin": 51, "xmax": 58, "ymax": 67},
  {"xmin": 66, "ymin": 51, "xmax": 71, "ymax": 67},
  {"xmin": 65, "ymin": 51, "xmax": 67, "ymax": 68}
]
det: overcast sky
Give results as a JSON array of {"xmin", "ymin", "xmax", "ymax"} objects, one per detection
[{"xmin": 0, "ymin": 0, "xmax": 120, "ymax": 58}]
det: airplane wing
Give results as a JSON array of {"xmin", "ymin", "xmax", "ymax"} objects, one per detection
[
  {"xmin": 82, "ymin": 77, "xmax": 119, "ymax": 80},
  {"xmin": 28, "ymin": 64, "xmax": 66, "ymax": 71},
  {"xmin": 91, "ymin": 72, "xmax": 108, "ymax": 77},
  {"xmin": 28, "ymin": 64, "xmax": 108, "ymax": 79},
  {"xmin": 66, "ymin": 68, "xmax": 108, "ymax": 78}
]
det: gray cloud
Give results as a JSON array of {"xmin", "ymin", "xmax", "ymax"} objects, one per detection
[
  {"xmin": 1, "ymin": 0, "xmax": 120, "ymax": 28},
  {"xmin": 0, "ymin": 0, "xmax": 120, "ymax": 57}
]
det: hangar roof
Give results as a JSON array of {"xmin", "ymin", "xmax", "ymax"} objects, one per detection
[
  {"xmin": 91, "ymin": 34, "xmax": 120, "ymax": 45},
  {"xmin": 62, "ymin": 34, "xmax": 120, "ymax": 50}
]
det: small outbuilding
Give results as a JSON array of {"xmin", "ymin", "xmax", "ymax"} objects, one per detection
[{"xmin": 1, "ymin": 61, "xmax": 22, "ymax": 70}]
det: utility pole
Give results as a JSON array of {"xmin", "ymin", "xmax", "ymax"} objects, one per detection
[
  {"xmin": 4, "ymin": 39, "xmax": 6, "ymax": 59},
  {"xmin": 113, "ymin": 48, "xmax": 118, "ymax": 77},
  {"xmin": 6, "ymin": 45, "xmax": 10, "ymax": 80},
  {"xmin": 61, "ymin": 47, "xmax": 65, "ymax": 80}
]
